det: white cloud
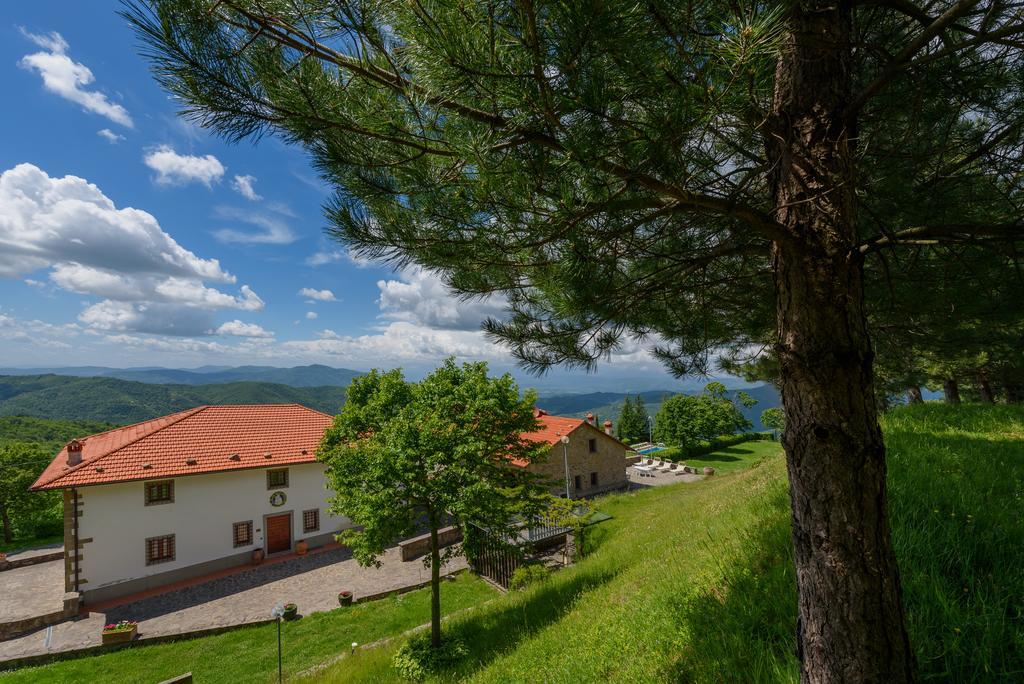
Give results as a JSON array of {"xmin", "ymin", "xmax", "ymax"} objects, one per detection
[
  {"xmin": 19, "ymin": 30, "xmax": 133, "ymax": 128},
  {"xmin": 299, "ymin": 287, "xmax": 337, "ymax": 302},
  {"xmin": 0, "ymin": 163, "xmax": 264, "ymax": 337},
  {"xmin": 231, "ymin": 174, "xmax": 261, "ymax": 201},
  {"xmin": 104, "ymin": 333, "xmax": 231, "ymax": 354},
  {"xmin": 0, "ymin": 310, "xmax": 79, "ymax": 349},
  {"xmin": 306, "ymin": 311, "xmax": 318, "ymax": 320},
  {"xmin": 213, "ymin": 206, "xmax": 296, "ymax": 244},
  {"xmin": 306, "ymin": 247, "xmax": 376, "ymax": 268},
  {"xmin": 144, "ymin": 145, "xmax": 225, "ymax": 187},
  {"xmin": 215, "ymin": 320, "xmax": 273, "ymax": 338},
  {"xmin": 97, "ymin": 128, "xmax": 125, "ymax": 144},
  {"xmin": 377, "ymin": 267, "xmax": 506, "ymax": 331}
]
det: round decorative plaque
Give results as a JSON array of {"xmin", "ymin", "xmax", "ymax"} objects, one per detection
[{"xmin": 270, "ymin": 491, "xmax": 287, "ymax": 507}]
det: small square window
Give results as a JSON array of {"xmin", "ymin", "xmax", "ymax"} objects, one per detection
[
  {"xmin": 590, "ymin": 472, "xmax": 598, "ymax": 486},
  {"xmin": 303, "ymin": 509, "xmax": 320, "ymax": 533},
  {"xmin": 588, "ymin": 438, "xmax": 597, "ymax": 453},
  {"xmin": 233, "ymin": 521, "xmax": 253, "ymax": 548},
  {"xmin": 146, "ymin": 534, "xmax": 175, "ymax": 565},
  {"xmin": 145, "ymin": 480, "xmax": 174, "ymax": 505},
  {"xmin": 267, "ymin": 468, "xmax": 289, "ymax": 490}
]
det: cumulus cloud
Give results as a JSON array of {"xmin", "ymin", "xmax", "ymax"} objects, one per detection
[
  {"xmin": 0, "ymin": 163, "xmax": 263, "ymax": 336},
  {"xmin": 0, "ymin": 310, "xmax": 79, "ymax": 349},
  {"xmin": 144, "ymin": 146, "xmax": 225, "ymax": 187},
  {"xmin": 306, "ymin": 247, "xmax": 376, "ymax": 268},
  {"xmin": 231, "ymin": 174, "xmax": 261, "ymax": 201},
  {"xmin": 19, "ymin": 30, "xmax": 133, "ymax": 127},
  {"xmin": 299, "ymin": 287, "xmax": 337, "ymax": 302},
  {"xmin": 215, "ymin": 320, "xmax": 273, "ymax": 338},
  {"xmin": 306, "ymin": 311, "xmax": 318, "ymax": 320},
  {"xmin": 97, "ymin": 128, "xmax": 125, "ymax": 144},
  {"xmin": 377, "ymin": 267, "xmax": 506, "ymax": 331},
  {"xmin": 213, "ymin": 206, "xmax": 296, "ymax": 244}
]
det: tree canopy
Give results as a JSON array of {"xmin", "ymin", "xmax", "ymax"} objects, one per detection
[
  {"xmin": 655, "ymin": 383, "xmax": 754, "ymax": 453},
  {"xmin": 127, "ymin": 1, "xmax": 1024, "ymax": 678},
  {"xmin": 317, "ymin": 359, "xmax": 549, "ymax": 646},
  {"xmin": 615, "ymin": 395, "xmax": 648, "ymax": 443}
]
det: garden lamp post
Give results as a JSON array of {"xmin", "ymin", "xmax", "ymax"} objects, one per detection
[
  {"xmin": 271, "ymin": 603, "xmax": 285, "ymax": 683},
  {"xmin": 560, "ymin": 434, "xmax": 571, "ymax": 499}
]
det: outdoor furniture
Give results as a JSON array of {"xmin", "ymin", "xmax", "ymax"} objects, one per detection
[{"xmin": 658, "ymin": 463, "xmax": 673, "ymax": 472}]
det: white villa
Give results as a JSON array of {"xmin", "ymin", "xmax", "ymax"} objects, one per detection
[{"xmin": 31, "ymin": 403, "xmax": 630, "ymax": 605}]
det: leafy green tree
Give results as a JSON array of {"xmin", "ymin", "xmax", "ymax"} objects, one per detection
[
  {"xmin": 0, "ymin": 443, "xmax": 56, "ymax": 545},
  {"xmin": 655, "ymin": 383, "xmax": 753, "ymax": 453},
  {"xmin": 616, "ymin": 396, "xmax": 646, "ymax": 443},
  {"xmin": 761, "ymin": 408, "xmax": 785, "ymax": 439},
  {"xmin": 317, "ymin": 359, "xmax": 549, "ymax": 648},
  {"xmin": 129, "ymin": 1, "xmax": 1024, "ymax": 676}
]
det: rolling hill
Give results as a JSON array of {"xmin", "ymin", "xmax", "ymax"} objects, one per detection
[
  {"xmin": 0, "ymin": 375, "xmax": 347, "ymax": 425},
  {"xmin": 0, "ymin": 364, "xmax": 361, "ymax": 388}
]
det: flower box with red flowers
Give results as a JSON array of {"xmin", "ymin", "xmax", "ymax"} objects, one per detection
[{"xmin": 101, "ymin": 620, "xmax": 138, "ymax": 645}]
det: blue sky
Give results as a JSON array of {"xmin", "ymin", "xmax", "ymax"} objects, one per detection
[{"xmin": 0, "ymin": 3, "xmax": 717, "ymax": 392}]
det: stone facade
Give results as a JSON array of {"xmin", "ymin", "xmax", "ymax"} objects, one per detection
[{"xmin": 527, "ymin": 422, "xmax": 629, "ymax": 498}]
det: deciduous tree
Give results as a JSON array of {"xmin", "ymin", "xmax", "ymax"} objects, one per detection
[{"xmin": 317, "ymin": 360, "xmax": 548, "ymax": 648}]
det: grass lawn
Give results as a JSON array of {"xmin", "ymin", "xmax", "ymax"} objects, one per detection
[
  {"xmin": 323, "ymin": 405, "xmax": 1024, "ymax": 682},
  {"xmin": 681, "ymin": 438, "xmax": 779, "ymax": 475},
  {"xmin": 0, "ymin": 534, "xmax": 62, "ymax": 554},
  {"xmin": 0, "ymin": 573, "xmax": 495, "ymax": 683}
]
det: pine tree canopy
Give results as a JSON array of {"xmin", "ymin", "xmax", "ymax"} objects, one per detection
[{"xmin": 125, "ymin": 0, "xmax": 1024, "ymax": 376}]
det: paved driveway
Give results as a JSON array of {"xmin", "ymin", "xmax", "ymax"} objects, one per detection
[{"xmin": 0, "ymin": 545, "xmax": 465, "ymax": 661}]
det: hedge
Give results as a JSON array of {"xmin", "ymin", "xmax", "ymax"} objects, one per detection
[{"xmin": 654, "ymin": 432, "xmax": 773, "ymax": 460}]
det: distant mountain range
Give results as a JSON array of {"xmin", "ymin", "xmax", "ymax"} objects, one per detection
[
  {"xmin": 0, "ymin": 364, "xmax": 361, "ymax": 388},
  {"xmin": 535, "ymin": 384, "xmax": 781, "ymax": 432},
  {"xmin": 0, "ymin": 375, "xmax": 347, "ymax": 425},
  {"xmin": 0, "ymin": 364, "xmax": 779, "ymax": 432}
]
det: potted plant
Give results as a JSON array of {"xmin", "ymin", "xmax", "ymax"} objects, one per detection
[
  {"xmin": 296, "ymin": 539, "xmax": 308, "ymax": 556},
  {"xmin": 338, "ymin": 590, "xmax": 353, "ymax": 607},
  {"xmin": 251, "ymin": 548, "xmax": 265, "ymax": 565},
  {"xmin": 101, "ymin": 620, "xmax": 138, "ymax": 645},
  {"xmin": 282, "ymin": 603, "xmax": 298, "ymax": 620}
]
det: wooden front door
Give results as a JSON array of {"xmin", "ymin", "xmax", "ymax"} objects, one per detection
[{"xmin": 266, "ymin": 513, "xmax": 291, "ymax": 554}]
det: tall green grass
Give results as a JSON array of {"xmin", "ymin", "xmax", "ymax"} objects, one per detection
[{"xmin": 325, "ymin": 405, "xmax": 1024, "ymax": 682}]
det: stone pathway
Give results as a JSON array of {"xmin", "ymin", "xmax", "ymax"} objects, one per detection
[
  {"xmin": 0, "ymin": 560, "xmax": 65, "ymax": 623},
  {"xmin": 3, "ymin": 543, "xmax": 62, "ymax": 564},
  {"xmin": 0, "ymin": 544, "xmax": 465, "ymax": 662}
]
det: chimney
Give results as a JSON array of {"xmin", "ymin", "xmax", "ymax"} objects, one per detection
[
  {"xmin": 586, "ymin": 412, "xmax": 595, "ymax": 426},
  {"xmin": 603, "ymin": 419, "xmax": 613, "ymax": 436},
  {"xmin": 66, "ymin": 439, "xmax": 84, "ymax": 467}
]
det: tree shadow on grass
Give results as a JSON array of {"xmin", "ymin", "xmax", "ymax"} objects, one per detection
[
  {"xmin": 438, "ymin": 562, "xmax": 622, "ymax": 678},
  {"xmin": 666, "ymin": 495, "xmax": 799, "ymax": 683}
]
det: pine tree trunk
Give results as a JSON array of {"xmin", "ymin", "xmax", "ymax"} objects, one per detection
[
  {"xmin": 944, "ymin": 378, "xmax": 961, "ymax": 404},
  {"xmin": 0, "ymin": 501, "xmax": 12, "ymax": 544},
  {"xmin": 977, "ymin": 373, "xmax": 994, "ymax": 404},
  {"xmin": 429, "ymin": 516, "xmax": 442, "ymax": 648},
  {"xmin": 907, "ymin": 386, "xmax": 923, "ymax": 404},
  {"xmin": 769, "ymin": 4, "xmax": 915, "ymax": 681}
]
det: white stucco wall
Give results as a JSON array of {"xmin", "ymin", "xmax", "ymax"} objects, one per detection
[{"xmin": 77, "ymin": 462, "xmax": 349, "ymax": 592}]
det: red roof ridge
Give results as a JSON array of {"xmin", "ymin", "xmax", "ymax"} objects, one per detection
[{"xmin": 32, "ymin": 406, "xmax": 209, "ymax": 489}]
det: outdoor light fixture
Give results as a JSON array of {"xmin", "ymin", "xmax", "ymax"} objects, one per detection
[{"xmin": 271, "ymin": 603, "xmax": 285, "ymax": 683}]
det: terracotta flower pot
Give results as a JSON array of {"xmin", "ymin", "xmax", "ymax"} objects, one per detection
[
  {"xmin": 296, "ymin": 539, "xmax": 308, "ymax": 556},
  {"xmin": 338, "ymin": 590, "xmax": 353, "ymax": 607},
  {"xmin": 251, "ymin": 548, "xmax": 265, "ymax": 565}
]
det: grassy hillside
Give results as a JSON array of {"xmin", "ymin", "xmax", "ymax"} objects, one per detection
[
  {"xmin": 327, "ymin": 404, "xmax": 1022, "ymax": 682},
  {"xmin": 0, "ymin": 375, "xmax": 347, "ymax": 424}
]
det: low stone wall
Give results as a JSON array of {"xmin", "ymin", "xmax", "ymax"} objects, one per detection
[
  {"xmin": 398, "ymin": 526, "xmax": 462, "ymax": 562},
  {"xmin": 624, "ymin": 454, "xmax": 641, "ymax": 466},
  {"xmin": 0, "ymin": 592, "xmax": 80, "ymax": 641},
  {"xmin": 0, "ymin": 551, "xmax": 64, "ymax": 573}
]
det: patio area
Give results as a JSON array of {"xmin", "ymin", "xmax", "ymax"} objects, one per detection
[
  {"xmin": 627, "ymin": 462, "xmax": 703, "ymax": 487},
  {"xmin": 0, "ymin": 542, "xmax": 466, "ymax": 662}
]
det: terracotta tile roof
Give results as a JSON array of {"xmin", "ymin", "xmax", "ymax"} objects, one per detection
[
  {"xmin": 31, "ymin": 404, "xmax": 334, "ymax": 490},
  {"xmin": 511, "ymin": 408, "xmax": 621, "ymax": 467}
]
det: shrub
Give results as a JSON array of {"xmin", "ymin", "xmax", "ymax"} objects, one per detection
[
  {"xmin": 508, "ymin": 563, "xmax": 550, "ymax": 591},
  {"xmin": 392, "ymin": 633, "xmax": 468, "ymax": 681}
]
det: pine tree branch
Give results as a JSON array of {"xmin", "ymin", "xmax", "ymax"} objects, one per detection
[{"xmin": 859, "ymin": 222, "xmax": 1024, "ymax": 253}]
